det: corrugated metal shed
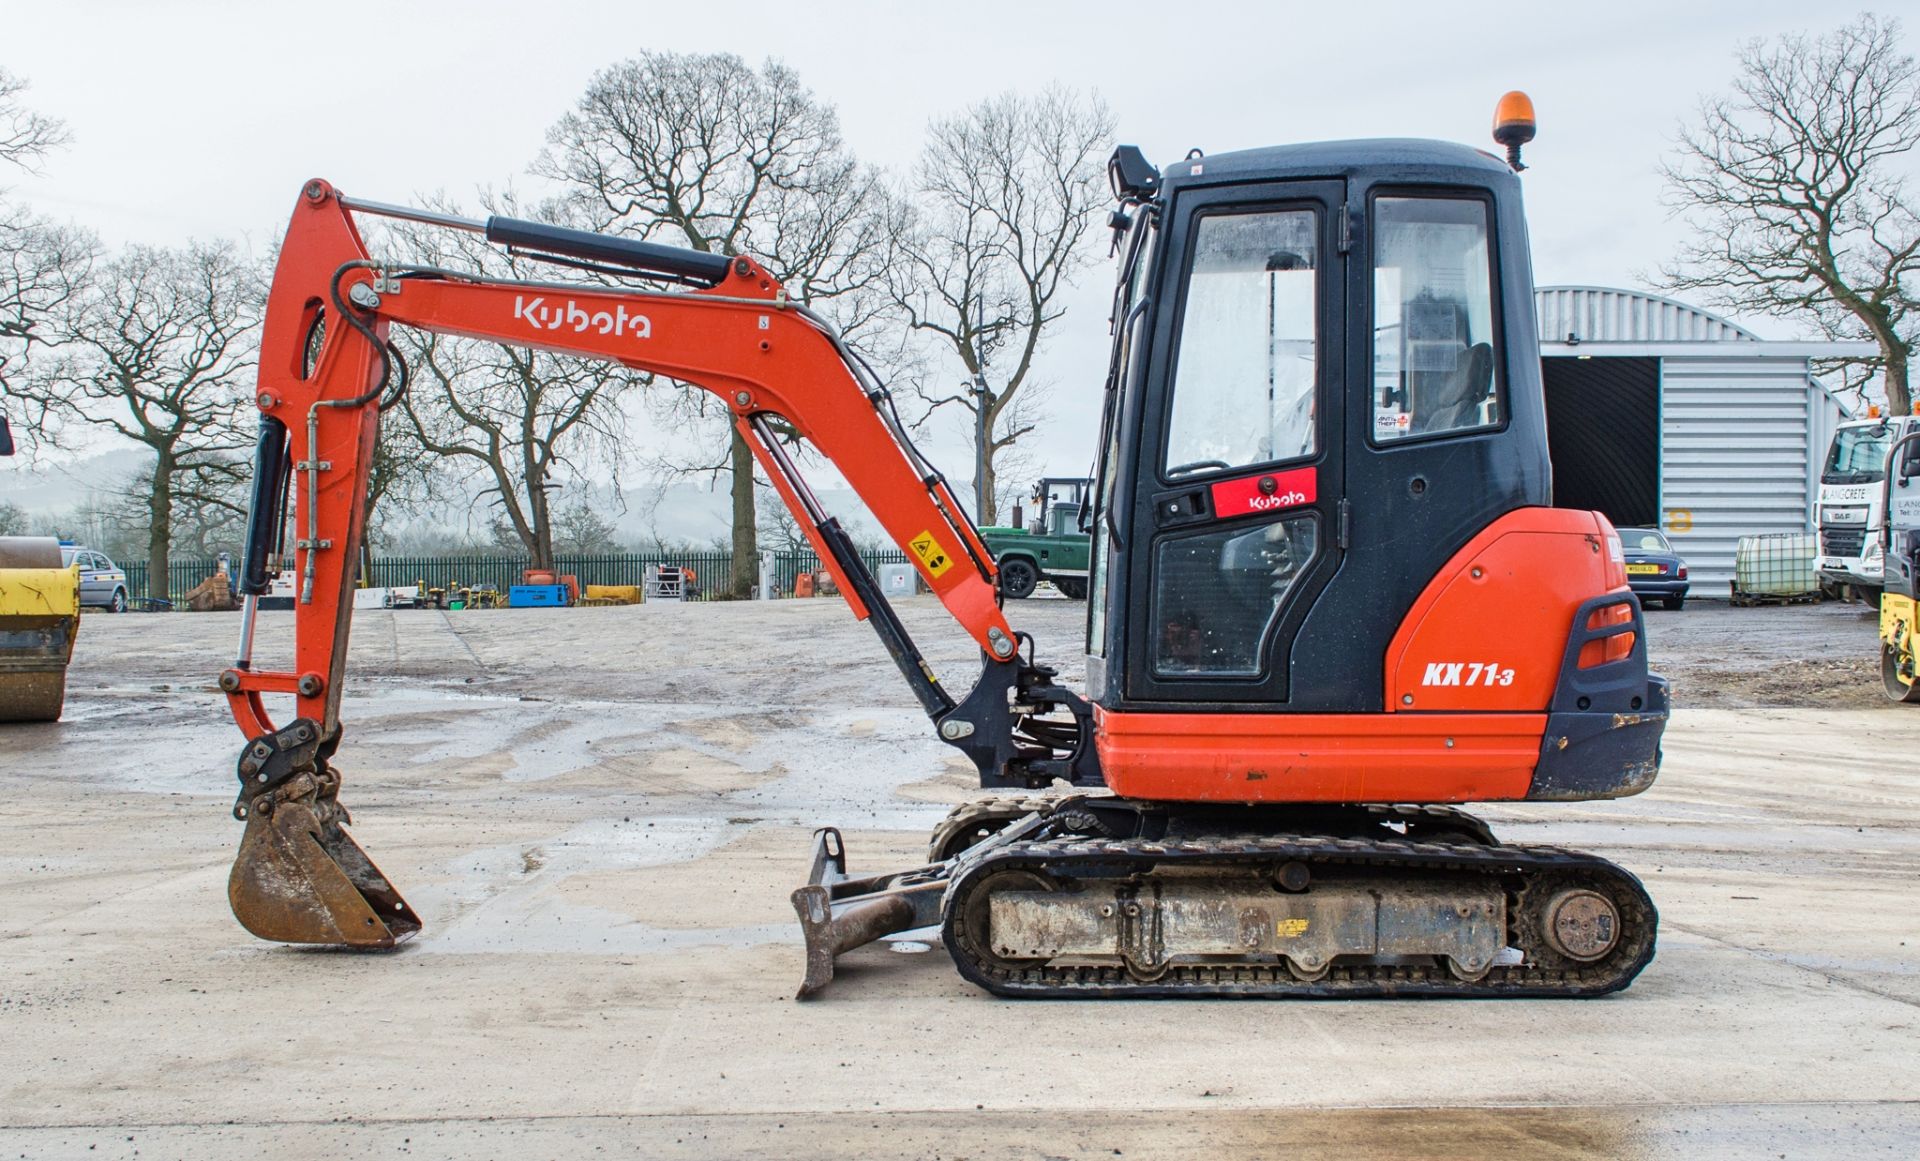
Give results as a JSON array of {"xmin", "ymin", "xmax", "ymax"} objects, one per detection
[
  {"xmin": 1534, "ymin": 287, "xmax": 1870, "ymax": 589},
  {"xmin": 1536, "ymin": 286, "xmax": 1759, "ymax": 344},
  {"xmin": 1659, "ymin": 357, "xmax": 1829, "ymax": 586}
]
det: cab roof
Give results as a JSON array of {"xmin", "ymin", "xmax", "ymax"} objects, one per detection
[{"xmin": 1158, "ymin": 138, "xmax": 1514, "ymax": 191}]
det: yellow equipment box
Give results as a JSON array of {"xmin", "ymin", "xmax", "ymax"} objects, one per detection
[{"xmin": 583, "ymin": 584, "xmax": 643, "ymax": 605}]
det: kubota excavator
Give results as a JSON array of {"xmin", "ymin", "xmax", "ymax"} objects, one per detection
[{"xmin": 219, "ymin": 95, "xmax": 1669, "ymax": 998}]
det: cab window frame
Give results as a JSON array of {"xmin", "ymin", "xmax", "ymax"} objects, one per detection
[
  {"xmin": 1088, "ymin": 208, "xmax": 1162, "ymax": 660},
  {"xmin": 1365, "ymin": 187, "xmax": 1509, "ymax": 450}
]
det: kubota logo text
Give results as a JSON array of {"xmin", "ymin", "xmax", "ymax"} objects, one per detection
[
  {"xmin": 514, "ymin": 295, "xmax": 652, "ymax": 339},
  {"xmin": 1247, "ymin": 490, "xmax": 1310, "ymax": 511},
  {"xmin": 1422, "ymin": 661, "xmax": 1516, "ymax": 687}
]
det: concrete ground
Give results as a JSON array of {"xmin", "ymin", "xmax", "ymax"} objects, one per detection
[{"xmin": 1, "ymin": 594, "xmax": 1916, "ymax": 1159}]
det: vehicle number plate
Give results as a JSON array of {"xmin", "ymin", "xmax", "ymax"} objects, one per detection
[{"xmin": 1626, "ymin": 563, "xmax": 1660, "ymax": 575}]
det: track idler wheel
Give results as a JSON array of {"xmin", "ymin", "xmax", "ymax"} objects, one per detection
[
  {"xmin": 1539, "ymin": 888, "xmax": 1621, "ymax": 963},
  {"xmin": 1513, "ymin": 872, "xmax": 1645, "ymax": 975}
]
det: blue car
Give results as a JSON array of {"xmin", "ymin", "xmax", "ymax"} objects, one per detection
[{"xmin": 1619, "ymin": 527, "xmax": 1689, "ymax": 611}]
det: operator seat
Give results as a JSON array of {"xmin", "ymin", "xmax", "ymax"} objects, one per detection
[{"xmin": 1417, "ymin": 342, "xmax": 1493, "ymax": 434}]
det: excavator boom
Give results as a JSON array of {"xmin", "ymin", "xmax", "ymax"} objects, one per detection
[{"xmin": 220, "ymin": 180, "xmax": 1094, "ymax": 949}]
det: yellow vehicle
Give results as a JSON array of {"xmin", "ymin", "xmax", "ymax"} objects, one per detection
[
  {"xmin": 0, "ymin": 536, "xmax": 82, "ymax": 722},
  {"xmin": 1881, "ymin": 430, "xmax": 1920, "ymax": 703}
]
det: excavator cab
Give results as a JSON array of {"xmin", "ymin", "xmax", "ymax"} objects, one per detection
[
  {"xmin": 1078, "ymin": 140, "xmax": 1660, "ymax": 806},
  {"xmin": 1092, "ymin": 141, "xmax": 1543, "ymax": 708}
]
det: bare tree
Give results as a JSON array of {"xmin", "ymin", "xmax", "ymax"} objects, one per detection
[
  {"xmin": 0, "ymin": 67, "xmax": 93, "ymax": 404},
  {"xmin": 363, "ymin": 418, "xmax": 438, "ymax": 550},
  {"xmin": 553, "ymin": 496, "xmax": 622, "ymax": 555},
  {"xmin": 10, "ymin": 242, "xmax": 261, "ymax": 599},
  {"xmin": 0, "ymin": 67, "xmax": 68, "ymax": 174},
  {"xmin": 886, "ymin": 89, "xmax": 1113, "ymax": 524},
  {"xmin": 537, "ymin": 51, "xmax": 889, "ymax": 596},
  {"xmin": 757, "ymin": 491, "xmax": 811, "ymax": 557},
  {"xmin": 89, "ymin": 458, "xmax": 250, "ymax": 558},
  {"xmin": 398, "ymin": 331, "xmax": 637, "ymax": 570},
  {"xmin": 387, "ymin": 200, "xmax": 643, "ymax": 571},
  {"xmin": 1662, "ymin": 14, "xmax": 1920, "ymax": 414},
  {"xmin": 0, "ymin": 205, "xmax": 90, "ymax": 398}
]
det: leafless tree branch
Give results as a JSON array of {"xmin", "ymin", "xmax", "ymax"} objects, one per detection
[
  {"xmin": 885, "ymin": 87, "xmax": 1113, "ymax": 523},
  {"xmin": 6, "ymin": 241, "xmax": 261, "ymax": 598},
  {"xmin": 536, "ymin": 52, "xmax": 891, "ymax": 595},
  {"xmin": 1660, "ymin": 14, "xmax": 1920, "ymax": 413},
  {"xmin": 384, "ymin": 197, "xmax": 644, "ymax": 570}
]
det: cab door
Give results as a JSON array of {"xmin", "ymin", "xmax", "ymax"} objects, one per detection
[{"xmin": 1124, "ymin": 180, "xmax": 1346, "ymax": 706}]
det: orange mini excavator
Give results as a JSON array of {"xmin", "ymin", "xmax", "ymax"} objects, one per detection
[{"xmin": 220, "ymin": 98, "xmax": 1668, "ymax": 998}]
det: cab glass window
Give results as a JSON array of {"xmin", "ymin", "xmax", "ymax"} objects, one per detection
[
  {"xmin": 1372, "ymin": 197, "xmax": 1500, "ymax": 442},
  {"xmin": 1163, "ymin": 209, "xmax": 1318, "ymax": 478},
  {"xmin": 1153, "ymin": 515, "xmax": 1317, "ymax": 677}
]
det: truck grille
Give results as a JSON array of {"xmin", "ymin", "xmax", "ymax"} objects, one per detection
[{"xmin": 1821, "ymin": 526, "xmax": 1866, "ymax": 557}]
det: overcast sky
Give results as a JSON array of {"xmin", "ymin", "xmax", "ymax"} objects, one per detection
[{"xmin": 0, "ymin": 0, "xmax": 1875, "ymax": 508}]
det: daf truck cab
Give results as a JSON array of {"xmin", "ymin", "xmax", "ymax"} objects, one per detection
[{"xmin": 1817, "ymin": 414, "xmax": 1920, "ymax": 603}]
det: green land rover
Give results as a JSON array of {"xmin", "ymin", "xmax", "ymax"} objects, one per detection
[{"xmin": 979, "ymin": 477, "xmax": 1092, "ymax": 599}]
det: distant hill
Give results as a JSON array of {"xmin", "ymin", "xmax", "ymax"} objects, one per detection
[
  {"xmin": 2, "ymin": 447, "xmax": 889, "ymax": 550},
  {"xmin": 0, "ymin": 447, "xmax": 153, "ymax": 512}
]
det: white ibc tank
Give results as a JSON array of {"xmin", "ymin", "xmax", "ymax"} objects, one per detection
[
  {"xmin": 1734, "ymin": 532, "xmax": 1818, "ymax": 596},
  {"xmin": 879, "ymin": 563, "xmax": 916, "ymax": 597}
]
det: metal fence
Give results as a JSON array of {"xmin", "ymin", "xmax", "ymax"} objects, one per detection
[
  {"xmin": 122, "ymin": 549, "xmax": 912, "ymax": 605},
  {"xmin": 123, "ymin": 559, "xmax": 221, "ymax": 605}
]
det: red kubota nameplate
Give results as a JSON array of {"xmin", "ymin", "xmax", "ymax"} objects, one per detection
[{"xmin": 1210, "ymin": 466, "xmax": 1317, "ymax": 517}]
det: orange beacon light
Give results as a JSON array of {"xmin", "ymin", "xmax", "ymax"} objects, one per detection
[{"xmin": 1493, "ymin": 91, "xmax": 1537, "ymax": 171}]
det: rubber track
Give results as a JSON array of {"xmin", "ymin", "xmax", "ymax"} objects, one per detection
[
  {"xmin": 942, "ymin": 833, "xmax": 1658, "ymax": 999},
  {"xmin": 927, "ymin": 795, "xmax": 1075, "ymax": 862}
]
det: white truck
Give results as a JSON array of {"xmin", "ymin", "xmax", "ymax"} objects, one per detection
[{"xmin": 1816, "ymin": 414, "xmax": 1920, "ymax": 603}]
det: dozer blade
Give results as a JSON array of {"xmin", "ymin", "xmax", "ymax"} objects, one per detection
[
  {"xmin": 790, "ymin": 812, "xmax": 1057, "ymax": 998},
  {"xmin": 791, "ymin": 828, "xmax": 946, "ymax": 999},
  {"xmin": 230, "ymin": 796, "xmax": 420, "ymax": 946}
]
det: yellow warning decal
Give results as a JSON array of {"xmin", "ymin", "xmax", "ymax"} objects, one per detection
[
  {"xmin": 1275, "ymin": 918, "xmax": 1309, "ymax": 938},
  {"xmin": 908, "ymin": 529, "xmax": 953, "ymax": 578}
]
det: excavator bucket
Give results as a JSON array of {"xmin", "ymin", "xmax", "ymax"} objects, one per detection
[
  {"xmin": 229, "ymin": 753, "xmax": 420, "ymax": 946},
  {"xmin": 0, "ymin": 537, "xmax": 81, "ymax": 724}
]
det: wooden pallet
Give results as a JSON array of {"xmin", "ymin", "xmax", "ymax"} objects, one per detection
[{"xmin": 1728, "ymin": 581, "xmax": 1822, "ymax": 607}]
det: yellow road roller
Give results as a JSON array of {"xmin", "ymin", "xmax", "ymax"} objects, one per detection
[{"xmin": 0, "ymin": 536, "xmax": 81, "ymax": 722}]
